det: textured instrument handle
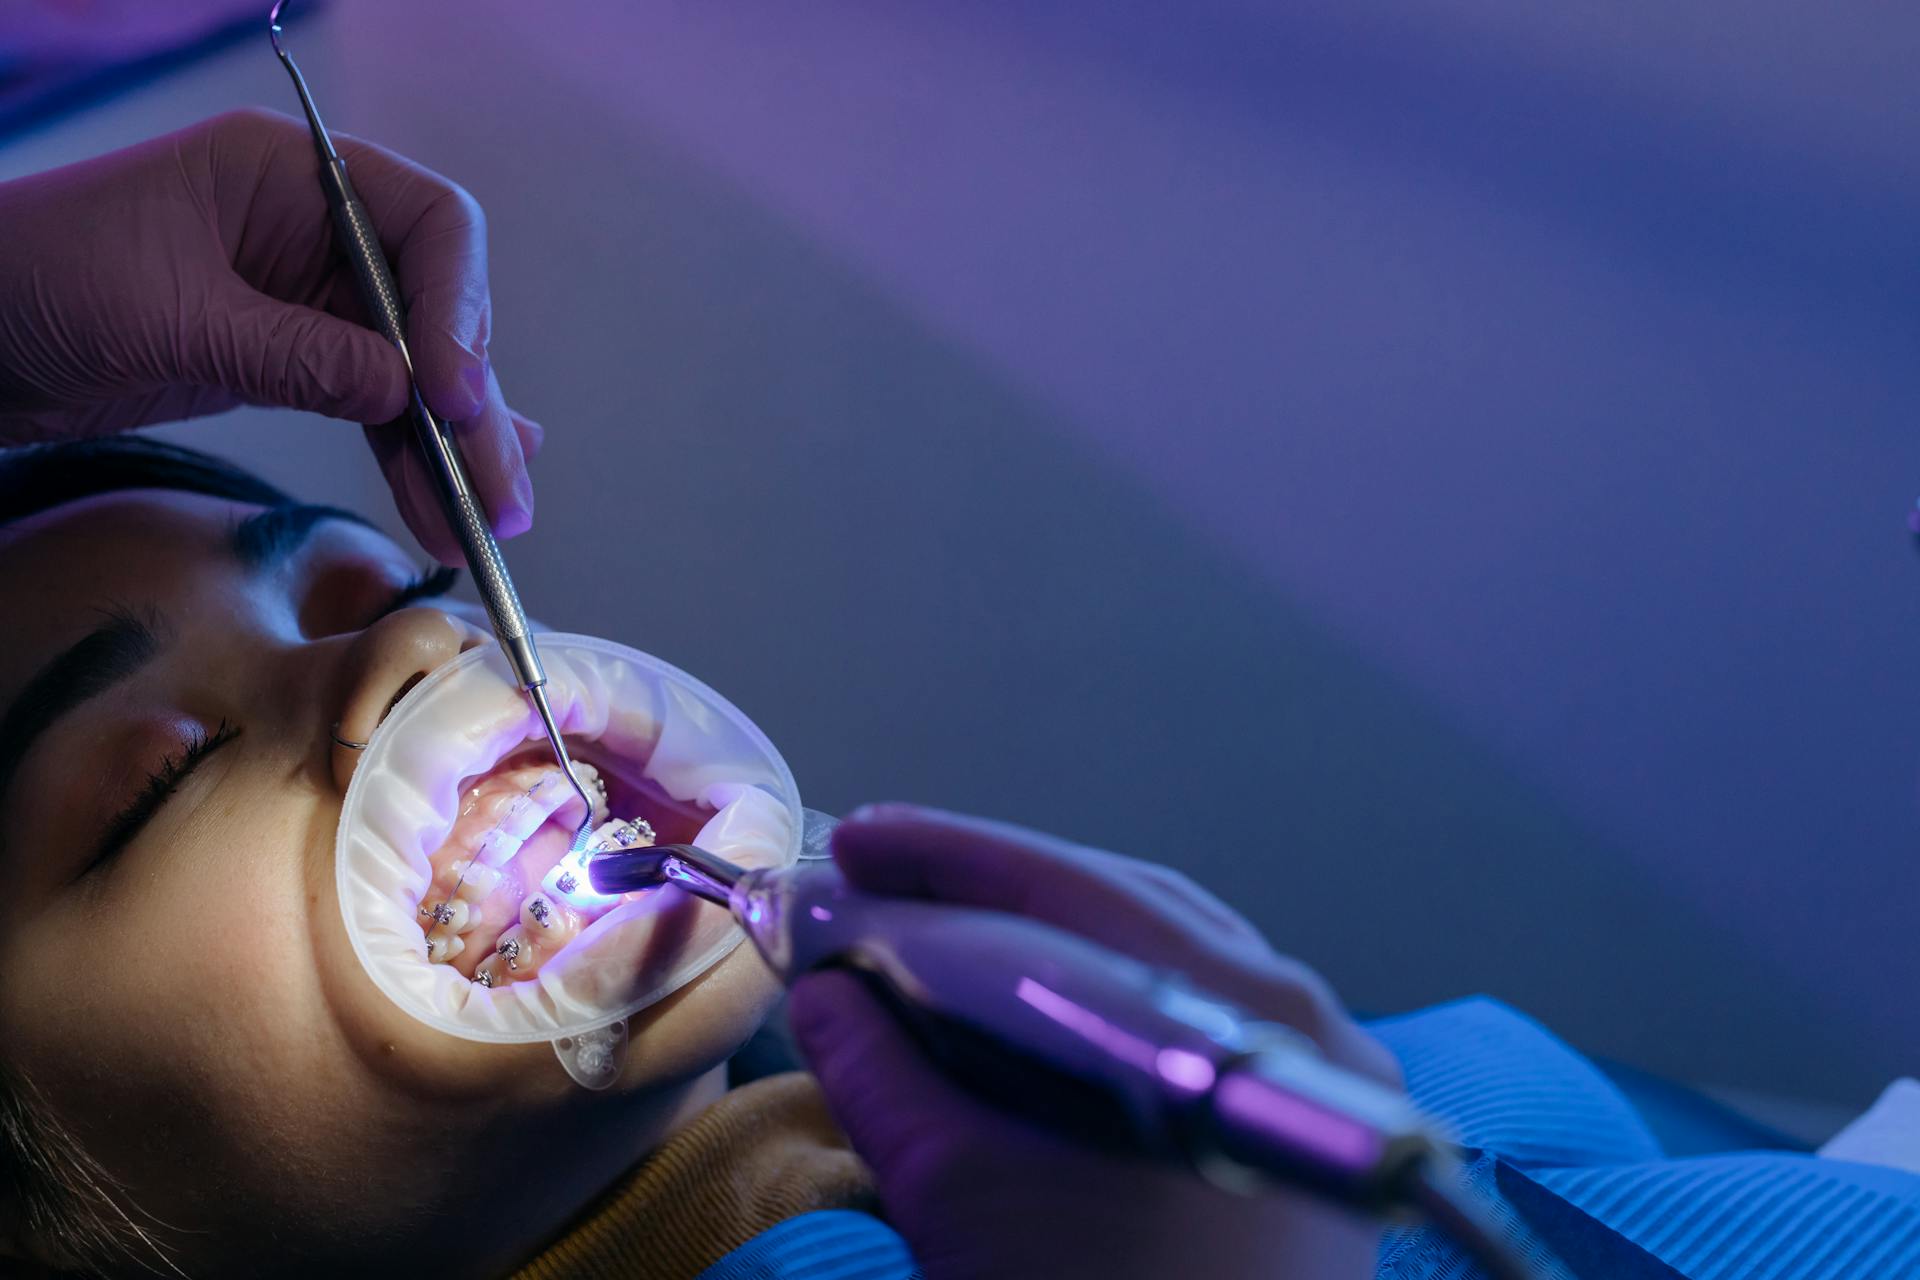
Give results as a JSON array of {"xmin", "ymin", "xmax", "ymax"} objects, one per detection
[
  {"xmin": 319, "ymin": 157, "xmax": 544, "ymax": 686},
  {"xmin": 411, "ymin": 388, "xmax": 537, "ymax": 658},
  {"xmin": 320, "ymin": 158, "xmax": 407, "ymax": 345}
]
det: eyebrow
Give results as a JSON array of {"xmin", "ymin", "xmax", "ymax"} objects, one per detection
[
  {"xmin": 230, "ymin": 503, "xmax": 376, "ymax": 572},
  {"xmin": 0, "ymin": 607, "xmax": 166, "ymax": 814}
]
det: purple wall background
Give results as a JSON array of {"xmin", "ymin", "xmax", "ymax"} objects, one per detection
[{"xmin": 4, "ymin": 0, "xmax": 1915, "ymax": 1107}]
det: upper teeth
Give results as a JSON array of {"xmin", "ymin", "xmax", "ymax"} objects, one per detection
[{"xmin": 412, "ymin": 746, "xmax": 654, "ymax": 990}]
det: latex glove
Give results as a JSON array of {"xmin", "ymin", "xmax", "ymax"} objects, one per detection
[
  {"xmin": 0, "ymin": 108, "xmax": 540, "ymax": 564},
  {"xmin": 788, "ymin": 804, "xmax": 1403, "ymax": 1280}
]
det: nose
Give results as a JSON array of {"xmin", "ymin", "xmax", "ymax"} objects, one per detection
[{"xmin": 330, "ymin": 607, "xmax": 490, "ymax": 791}]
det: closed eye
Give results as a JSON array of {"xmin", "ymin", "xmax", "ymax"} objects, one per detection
[
  {"xmin": 371, "ymin": 566, "xmax": 461, "ymax": 624},
  {"xmin": 83, "ymin": 720, "xmax": 242, "ymax": 879}
]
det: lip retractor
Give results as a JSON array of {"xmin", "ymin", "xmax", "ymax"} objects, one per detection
[{"xmin": 335, "ymin": 634, "xmax": 805, "ymax": 1089}]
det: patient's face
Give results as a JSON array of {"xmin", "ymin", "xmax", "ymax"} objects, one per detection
[{"xmin": 0, "ymin": 489, "xmax": 779, "ymax": 1277}]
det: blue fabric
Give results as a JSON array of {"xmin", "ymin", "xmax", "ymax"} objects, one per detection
[
  {"xmin": 1369, "ymin": 998, "xmax": 1665, "ymax": 1168},
  {"xmin": 1589, "ymin": 1057, "xmax": 1807, "ymax": 1157},
  {"xmin": 1521, "ymin": 1154, "xmax": 1920, "ymax": 1279},
  {"xmin": 1372, "ymin": 998, "xmax": 1920, "ymax": 1279},
  {"xmin": 699, "ymin": 997, "xmax": 1920, "ymax": 1280},
  {"xmin": 694, "ymin": 1209, "xmax": 918, "ymax": 1280}
]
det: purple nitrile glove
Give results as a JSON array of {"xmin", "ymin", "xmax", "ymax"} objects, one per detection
[
  {"xmin": 787, "ymin": 804, "xmax": 1404, "ymax": 1280},
  {"xmin": 0, "ymin": 108, "xmax": 542, "ymax": 564}
]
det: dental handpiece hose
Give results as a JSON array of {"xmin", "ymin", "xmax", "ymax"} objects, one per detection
[{"xmin": 591, "ymin": 848, "xmax": 1541, "ymax": 1280}]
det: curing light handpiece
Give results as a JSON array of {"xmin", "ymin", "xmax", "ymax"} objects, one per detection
[{"xmin": 587, "ymin": 845, "xmax": 1545, "ymax": 1280}]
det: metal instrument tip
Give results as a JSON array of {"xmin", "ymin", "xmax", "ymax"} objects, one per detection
[
  {"xmin": 527, "ymin": 685, "xmax": 597, "ymax": 854},
  {"xmin": 265, "ymin": 0, "xmax": 336, "ymax": 157}
]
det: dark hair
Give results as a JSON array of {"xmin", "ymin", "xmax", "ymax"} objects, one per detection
[
  {"xmin": 0, "ymin": 436, "xmax": 292, "ymax": 531},
  {"xmin": 1, "ymin": 1062, "xmax": 176, "ymax": 1276},
  {"xmin": 0, "ymin": 436, "xmax": 274, "ymax": 1276}
]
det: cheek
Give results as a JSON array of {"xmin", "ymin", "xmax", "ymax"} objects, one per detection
[
  {"xmin": 12, "ymin": 812, "xmax": 354, "ymax": 1131},
  {"xmin": 0, "ymin": 807, "xmax": 465, "ymax": 1232}
]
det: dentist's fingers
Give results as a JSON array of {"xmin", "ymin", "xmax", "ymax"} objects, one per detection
[
  {"xmin": 788, "ymin": 969, "xmax": 1003, "ymax": 1196},
  {"xmin": 832, "ymin": 804, "xmax": 1268, "ymax": 962},
  {"xmin": 318, "ymin": 128, "xmax": 536, "ymax": 561},
  {"xmin": 512, "ymin": 409, "xmax": 544, "ymax": 461},
  {"xmin": 828, "ymin": 804, "xmax": 1399, "ymax": 1083},
  {"xmin": 437, "ymin": 364, "xmax": 534, "ymax": 541},
  {"xmin": 197, "ymin": 277, "xmax": 410, "ymax": 424},
  {"xmin": 362, "ymin": 390, "xmax": 539, "ymax": 567},
  {"xmin": 325, "ymin": 127, "xmax": 493, "ymax": 426}
]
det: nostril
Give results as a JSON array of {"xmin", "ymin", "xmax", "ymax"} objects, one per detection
[
  {"xmin": 381, "ymin": 672, "xmax": 427, "ymax": 725},
  {"xmin": 332, "ymin": 611, "xmax": 483, "ymax": 793}
]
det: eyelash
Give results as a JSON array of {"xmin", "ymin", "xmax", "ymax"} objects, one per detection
[
  {"xmin": 374, "ymin": 566, "xmax": 461, "ymax": 622},
  {"xmin": 79, "ymin": 568, "xmax": 457, "ymax": 877},
  {"xmin": 88, "ymin": 720, "xmax": 242, "ymax": 875}
]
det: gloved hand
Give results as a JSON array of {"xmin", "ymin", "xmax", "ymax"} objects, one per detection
[
  {"xmin": 788, "ymin": 804, "xmax": 1403, "ymax": 1280},
  {"xmin": 0, "ymin": 108, "xmax": 539, "ymax": 564}
]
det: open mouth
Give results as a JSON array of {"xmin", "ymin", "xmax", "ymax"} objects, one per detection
[
  {"xmin": 337, "ymin": 633, "xmax": 802, "ymax": 1047},
  {"xmin": 415, "ymin": 739, "xmax": 719, "ymax": 990}
]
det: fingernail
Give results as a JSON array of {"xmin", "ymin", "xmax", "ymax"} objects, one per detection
[
  {"xmin": 494, "ymin": 501, "xmax": 533, "ymax": 539},
  {"xmin": 461, "ymin": 354, "xmax": 491, "ymax": 410}
]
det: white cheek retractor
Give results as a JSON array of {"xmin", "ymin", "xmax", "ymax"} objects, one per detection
[{"xmin": 334, "ymin": 634, "xmax": 803, "ymax": 1087}]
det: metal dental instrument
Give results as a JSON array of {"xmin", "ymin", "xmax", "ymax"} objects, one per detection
[
  {"xmin": 267, "ymin": 2, "xmax": 595, "ymax": 848},
  {"xmin": 586, "ymin": 843, "xmax": 740, "ymax": 903},
  {"xmin": 587, "ymin": 842, "xmax": 1544, "ymax": 1280}
]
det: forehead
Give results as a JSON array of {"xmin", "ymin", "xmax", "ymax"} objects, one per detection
[
  {"xmin": 0, "ymin": 486, "xmax": 242, "ymax": 553},
  {"xmin": 0, "ymin": 487, "xmax": 248, "ymax": 631},
  {"xmin": 0, "ymin": 485, "xmax": 245, "ymax": 551},
  {"xmin": 0, "ymin": 485, "xmax": 269, "ymax": 581}
]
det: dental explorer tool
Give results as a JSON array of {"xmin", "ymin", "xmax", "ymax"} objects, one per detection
[
  {"xmin": 588, "ymin": 843, "xmax": 1546, "ymax": 1280},
  {"xmin": 267, "ymin": 2, "xmax": 595, "ymax": 848}
]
